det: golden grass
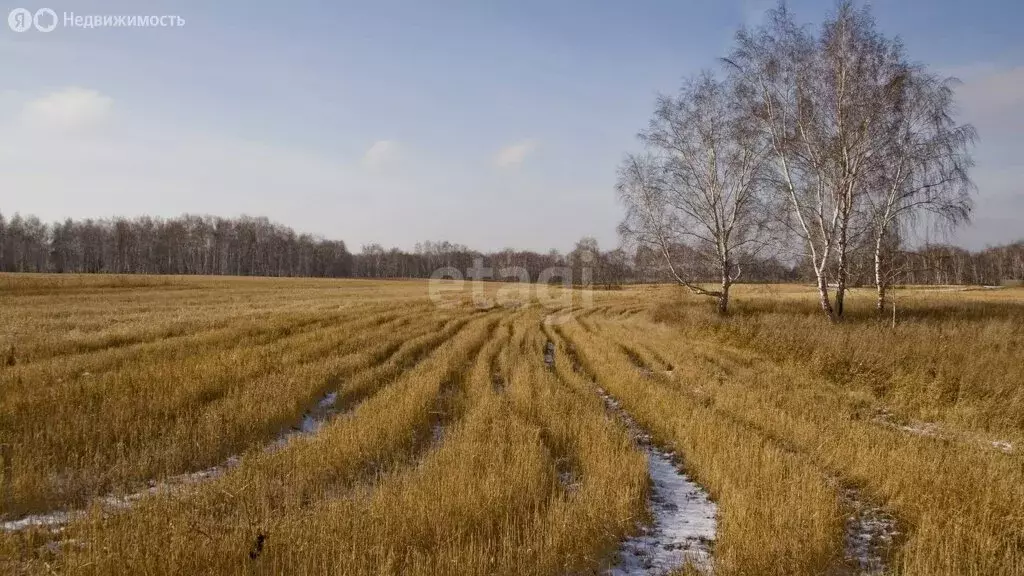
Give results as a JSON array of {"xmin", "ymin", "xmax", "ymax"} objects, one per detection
[{"xmin": 1, "ymin": 275, "xmax": 1021, "ymax": 575}]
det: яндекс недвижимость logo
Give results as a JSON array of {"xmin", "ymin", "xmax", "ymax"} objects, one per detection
[{"xmin": 7, "ymin": 8, "xmax": 183, "ymax": 32}]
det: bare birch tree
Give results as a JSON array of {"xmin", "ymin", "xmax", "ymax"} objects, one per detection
[
  {"xmin": 866, "ymin": 70, "xmax": 975, "ymax": 312},
  {"xmin": 727, "ymin": 5, "xmax": 840, "ymax": 318},
  {"xmin": 617, "ymin": 73, "xmax": 769, "ymax": 314},
  {"xmin": 727, "ymin": 1, "xmax": 929, "ymax": 319}
]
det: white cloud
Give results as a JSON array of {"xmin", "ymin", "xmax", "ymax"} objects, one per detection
[
  {"xmin": 361, "ymin": 139, "xmax": 399, "ymax": 169},
  {"xmin": 0, "ymin": 88, "xmax": 614, "ymax": 253},
  {"xmin": 0, "ymin": 88, "xmax": 486, "ymax": 250},
  {"xmin": 20, "ymin": 87, "xmax": 113, "ymax": 132},
  {"xmin": 494, "ymin": 139, "xmax": 537, "ymax": 168}
]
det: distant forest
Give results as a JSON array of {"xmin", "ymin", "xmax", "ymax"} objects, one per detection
[{"xmin": 0, "ymin": 211, "xmax": 1021, "ymax": 286}]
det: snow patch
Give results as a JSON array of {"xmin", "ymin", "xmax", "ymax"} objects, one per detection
[
  {"xmin": 872, "ymin": 408, "xmax": 1015, "ymax": 454},
  {"xmin": 2, "ymin": 390, "xmax": 342, "ymax": 533},
  {"xmin": 991, "ymin": 440, "xmax": 1014, "ymax": 453},
  {"xmin": 840, "ymin": 486, "xmax": 899, "ymax": 575},
  {"xmin": 271, "ymin": 390, "xmax": 342, "ymax": 449},
  {"xmin": 598, "ymin": 388, "xmax": 717, "ymax": 575},
  {"xmin": 1, "ymin": 511, "xmax": 72, "ymax": 532}
]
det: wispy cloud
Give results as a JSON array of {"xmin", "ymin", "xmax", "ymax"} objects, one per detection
[
  {"xmin": 361, "ymin": 140, "xmax": 400, "ymax": 169},
  {"xmin": 494, "ymin": 139, "xmax": 537, "ymax": 168},
  {"xmin": 20, "ymin": 87, "xmax": 113, "ymax": 132}
]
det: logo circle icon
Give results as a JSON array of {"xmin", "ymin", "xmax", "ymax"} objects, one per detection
[
  {"xmin": 8, "ymin": 7, "xmax": 32, "ymax": 32},
  {"xmin": 33, "ymin": 8, "xmax": 57, "ymax": 32}
]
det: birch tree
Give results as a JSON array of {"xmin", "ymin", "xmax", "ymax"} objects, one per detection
[
  {"xmin": 727, "ymin": 5, "xmax": 839, "ymax": 317},
  {"xmin": 866, "ymin": 70, "xmax": 975, "ymax": 312},
  {"xmin": 727, "ymin": 1, "xmax": 928, "ymax": 319},
  {"xmin": 617, "ymin": 73, "xmax": 769, "ymax": 314}
]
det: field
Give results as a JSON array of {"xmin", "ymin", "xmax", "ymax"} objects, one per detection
[{"xmin": 1, "ymin": 275, "xmax": 1022, "ymax": 575}]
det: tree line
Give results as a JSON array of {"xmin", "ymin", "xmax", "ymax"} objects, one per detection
[
  {"xmin": 618, "ymin": 1, "xmax": 980, "ymax": 317},
  {"xmin": 0, "ymin": 209, "xmax": 1019, "ymax": 289},
  {"xmin": 0, "ymin": 213, "xmax": 353, "ymax": 278}
]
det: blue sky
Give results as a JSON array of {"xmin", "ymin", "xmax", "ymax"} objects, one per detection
[{"xmin": 1, "ymin": 0, "xmax": 1022, "ymax": 252}]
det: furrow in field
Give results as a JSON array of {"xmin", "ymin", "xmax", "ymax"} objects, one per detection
[
  {"xmin": 555, "ymin": 317, "xmax": 841, "ymax": 576},
  {"xmin": 596, "ymin": 319, "xmax": 904, "ymax": 576},
  {"xmin": 509, "ymin": 315, "xmax": 650, "ymax": 573},
  {"xmin": 0, "ymin": 304, "xmax": 439, "ymax": 516},
  {"xmin": 0, "ymin": 390, "xmax": 342, "ymax": 533},
  {"xmin": 868, "ymin": 408, "xmax": 1017, "ymax": 455},
  {"xmin": 242, "ymin": 309, "xmax": 643, "ymax": 575},
  {"xmin": 2, "ymin": 305, "xmax": 348, "ymax": 370},
  {"xmin": 598, "ymin": 317, "xmax": 905, "ymax": 573},
  {"xmin": 30, "ymin": 312, "xmax": 504, "ymax": 574},
  {"xmin": 2, "ymin": 296, "xmax": 420, "ymax": 382},
  {"xmin": 597, "ymin": 388, "xmax": 716, "ymax": 576},
  {"xmin": 544, "ymin": 321, "xmax": 716, "ymax": 575},
  {"xmin": 0, "ymin": 286, "xmax": 366, "ymax": 363},
  {"xmin": 489, "ymin": 314, "xmax": 586, "ymax": 496},
  {"xmin": 0, "ymin": 308, "xmax": 463, "ymax": 528}
]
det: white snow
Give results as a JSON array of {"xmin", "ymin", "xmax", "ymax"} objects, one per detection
[
  {"xmin": 272, "ymin": 391, "xmax": 342, "ymax": 449},
  {"xmin": 598, "ymin": 388, "xmax": 718, "ymax": 575},
  {"xmin": 609, "ymin": 449, "xmax": 717, "ymax": 575},
  {"xmin": 2, "ymin": 391, "xmax": 341, "ymax": 533},
  {"xmin": 1, "ymin": 511, "xmax": 72, "ymax": 532},
  {"xmin": 296, "ymin": 391, "xmax": 340, "ymax": 434},
  {"xmin": 991, "ymin": 440, "xmax": 1014, "ymax": 453},
  {"xmin": 872, "ymin": 409, "xmax": 1015, "ymax": 455},
  {"xmin": 318, "ymin": 391, "xmax": 339, "ymax": 409},
  {"xmin": 840, "ymin": 486, "xmax": 899, "ymax": 576}
]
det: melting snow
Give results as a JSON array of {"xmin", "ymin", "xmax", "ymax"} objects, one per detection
[
  {"xmin": 609, "ymin": 448, "xmax": 717, "ymax": 575},
  {"xmin": 2, "ymin": 390, "xmax": 341, "ymax": 533},
  {"xmin": 991, "ymin": 440, "xmax": 1014, "ymax": 453},
  {"xmin": 872, "ymin": 408, "xmax": 1015, "ymax": 455},
  {"xmin": 1, "ymin": 511, "xmax": 72, "ymax": 532},
  {"xmin": 840, "ymin": 486, "xmax": 899, "ymax": 575},
  {"xmin": 598, "ymin": 389, "xmax": 717, "ymax": 575}
]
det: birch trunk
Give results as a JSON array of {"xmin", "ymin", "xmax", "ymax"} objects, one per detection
[
  {"xmin": 816, "ymin": 267, "xmax": 835, "ymax": 319},
  {"xmin": 718, "ymin": 265, "xmax": 731, "ymax": 315},
  {"xmin": 874, "ymin": 232, "xmax": 887, "ymax": 313}
]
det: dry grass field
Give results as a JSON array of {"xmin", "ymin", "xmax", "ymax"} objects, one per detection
[{"xmin": 1, "ymin": 274, "xmax": 1022, "ymax": 575}]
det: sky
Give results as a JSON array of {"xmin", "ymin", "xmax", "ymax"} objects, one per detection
[{"xmin": 1, "ymin": 0, "xmax": 1021, "ymax": 253}]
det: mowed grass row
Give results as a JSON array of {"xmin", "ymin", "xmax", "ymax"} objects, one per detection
[
  {"xmin": 19, "ymin": 310, "xmax": 503, "ymax": 574},
  {"xmin": 0, "ymin": 279, "xmax": 456, "ymax": 515},
  {"xmin": 176, "ymin": 307, "xmax": 648, "ymax": 575},
  {"xmin": 4, "ymin": 306, "xmax": 651, "ymax": 576},
  {"xmin": 2, "ymin": 276, "xmax": 1021, "ymax": 575},
  {"xmin": 605, "ymin": 305, "xmax": 1024, "ymax": 576},
  {"xmin": 0, "ymin": 276, "xmax": 427, "ymax": 363},
  {"xmin": 653, "ymin": 285, "xmax": 1024, "ymax": 440},
  {"xmin": 311, "ymin": 310, "xmax": 647, "ymax": 576},
  {"xmin": 1, "ymin": 303, "xmax": 449, "ymax": 515},
  {"xmin": 551, "ymin": 317, "xmax": 843, "ymax": 576}
]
